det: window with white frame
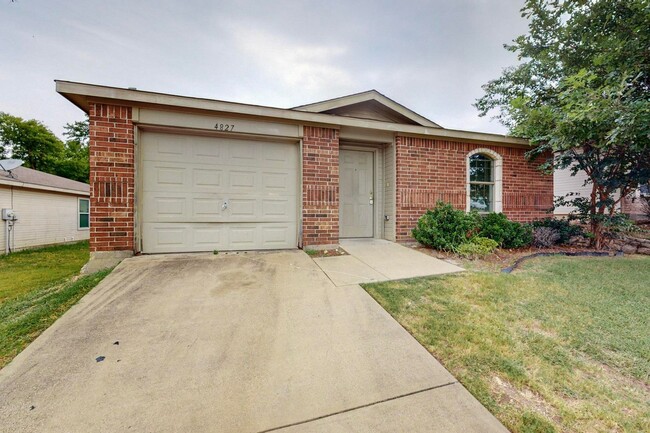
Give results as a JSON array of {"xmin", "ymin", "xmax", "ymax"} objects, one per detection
[
  {"xmin": 79, "ymin": 198, "xmax": 90, "ymax": 229},
  {"xmin": 467, "ymin": 149, "xmax": 503, "ymax": 213}
]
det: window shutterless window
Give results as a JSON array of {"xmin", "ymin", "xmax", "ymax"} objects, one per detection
[
  {"xmin": 469, "ymin": 154, "xmax": 494, "ymax": 212},
  {"xmin": 78, "ymin": 198, "xmax": 90, "ymax": 229}
]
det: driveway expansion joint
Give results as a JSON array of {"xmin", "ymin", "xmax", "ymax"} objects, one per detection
[{"xmin": 256, "ymin": 381, "xmax": 458, "ymax": 433}]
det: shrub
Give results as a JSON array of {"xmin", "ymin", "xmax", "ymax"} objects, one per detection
[
  {"xmin": 532, "ymin": 227, "xmax": 561, "ymax": 248},
  {"xmin": 412, "ymin": 202, "xmax": 480, "ymax": 251},
  {"xmin": 530, "ymin": 218, "xmax": 584, "ymax": 244},
  {"xmin": 457, "ymin": 236, "xmax": 499, "ymax": 259},
  {"xmin": 607, "ymin": 215, "xmax": 641, "ymax": 233},
  {"xmin": 479, "ymin": 212, "xmax": 533, "ymax": 248}
]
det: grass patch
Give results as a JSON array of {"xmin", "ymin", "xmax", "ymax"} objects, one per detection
[
  {"xmin": 363, "ymin": 255, "xmax": 650, "ymax": 433},
  {"xmin": 0, "ymin": 241, "xmax": 111, "ymax": 369},
  {"xmin": 0, "ymin": 241, "xmax": 90, "ymax": 303}
]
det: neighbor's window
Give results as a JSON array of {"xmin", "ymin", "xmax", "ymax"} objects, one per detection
[
  {"xmin": 469, "ymin": 153, "xmax": 494, "ymax": 212},
  {"xmin": 79, "ymin": 198, "xmax": 90, "ymax": 229}
]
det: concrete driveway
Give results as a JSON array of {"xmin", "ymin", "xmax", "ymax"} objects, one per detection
[{"xmin": 0, "ymin": 250, "xmax": 506, "ymax": 433}]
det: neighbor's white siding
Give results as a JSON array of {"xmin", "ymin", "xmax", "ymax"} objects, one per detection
[
  {"xmin": 0, "ymin": 185, "xmax": 89, "ymax": 251},
  {"xmin": 383, "ymin": 141, "xmax": 396, "ymax": 241},
  {"xmin": 554, "ymin": 166, "xmax": 592, "ymax": 216},
  {"xmin": 554, "ymin": 165, "xmax": 621, "ymax": 216}
]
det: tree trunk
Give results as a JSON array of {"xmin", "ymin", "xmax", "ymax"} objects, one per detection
[{"xmin": 592, "ymin": 219, "xmax": 603, "ymax": 249}]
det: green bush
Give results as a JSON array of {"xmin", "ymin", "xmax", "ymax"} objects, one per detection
[
  {"xmin": 457, "ymin": 237, "xmax": 499, "ymax": 259},
  {"xmin": 479, "ymin": 212, "xmax": 533, "ymax": 248},
  {"xmin": 530, "ymin": 218, "xmax": 584, "ymax": 244},
  {"xmin": 412, "ymin": 202, "xmax": 480, "ymax": 251}
]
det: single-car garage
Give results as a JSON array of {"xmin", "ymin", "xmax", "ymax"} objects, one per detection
[{"xmin": 140, "ymin": 131, "xmax": 299, "ymax": 253}]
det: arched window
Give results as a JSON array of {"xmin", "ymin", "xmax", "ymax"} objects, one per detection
[{"xmin": 467, "ymin": 149, "xmax": 502, "ymax": 213}]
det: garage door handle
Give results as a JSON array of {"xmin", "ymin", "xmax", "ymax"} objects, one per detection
[{"xmin": 222, "ymin": 200, "xmax": 229, "ymax": 210}]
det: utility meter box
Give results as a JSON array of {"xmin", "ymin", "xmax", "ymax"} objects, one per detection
[{"xmin": 2, "ymin": 209, "xmax": 16, "ymax": 221}]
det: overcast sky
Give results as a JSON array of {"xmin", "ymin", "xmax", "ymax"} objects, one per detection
[{"xmin": 1, "ymin": 0, "xmax": 528, "ymax": 139}]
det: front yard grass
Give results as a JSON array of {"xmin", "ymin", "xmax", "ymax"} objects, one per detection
[
  {"xmin": 0, "ymin": 241, "xmax": 111, "ymax": 368},
  {"xmin": 363, "ymin": 255, "xmax": 649, "ymax": 433}
]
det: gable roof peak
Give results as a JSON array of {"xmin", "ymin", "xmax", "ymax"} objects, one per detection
[{"xmin": 292, "ymin": 90, "xmax": 442, "ymax": 128}]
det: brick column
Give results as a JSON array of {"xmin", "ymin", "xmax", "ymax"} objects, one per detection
[
  {"xmin": 88, "ymin": 103, "xmax": 135, "ymax": 253},
  {"xmin": 302, "ymin": 126, "xmax": 339, "ymax": 248}
]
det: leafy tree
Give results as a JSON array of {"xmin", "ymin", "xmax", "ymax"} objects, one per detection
[
  {"xmin": 475, "ymin": 0, "xmax": 650, "ymax": 248},
  {"xmin": 0, "ymin": 112, "xmax": 64, "ymax": 173},
  {"xmin": 0, "ymin": 113, "xmax": 90, "ymax": 183},
  {"xmin": 57, "ymin": 119, "xmax": 90, "ymax": 183}
]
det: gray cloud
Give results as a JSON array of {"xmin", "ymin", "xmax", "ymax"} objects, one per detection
[{"xmin": 0, "ymin": 0, "xmax": 527, "ymax": 138}]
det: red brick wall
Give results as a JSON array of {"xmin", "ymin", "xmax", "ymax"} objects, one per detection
[
  {"xmin": 88, "ymin": 103, "xmax": 135, "ymax": 252},
  {"xmin": 302, "ymin": 126, "xmax": 339, "ymax": 247},
  {"xmin": 395, "ymin": 136, "xmax": 552, "ymax": 242},
  {"xmin": 501, "ymin": 146, "xmax": 554, "ymax": 222}
]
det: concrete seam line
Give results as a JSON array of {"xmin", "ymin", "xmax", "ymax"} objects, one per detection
[
  {"xmin": 312, "ymin": 260, "xmax": 340, "ymax": 287},
  {"xmin": 256, "ymin": 381, "xmax": 458, "ymax": 433},
  {"xmin": 339, "ymin": 252, "xmax": 390, "ymax": 281}
]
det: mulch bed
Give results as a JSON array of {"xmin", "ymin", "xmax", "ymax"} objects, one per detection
[{"xmin": 412, "ymin": 244, "xmax": 617, "ymax": 273}]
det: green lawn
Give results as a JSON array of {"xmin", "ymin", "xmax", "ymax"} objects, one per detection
[
  {"xmin": 0, "ymin": 242, "xmax": 111, "ymax": 368},
  {"xmin": 364, "ymin": 255, "xmax": 650, "ymax": 433}
]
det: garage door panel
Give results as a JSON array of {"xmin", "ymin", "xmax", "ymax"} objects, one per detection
[
  {"xmin": 193, "ymin": 169, "xmax": 223, "ymax": 187},
  {"xmin": 142, "ymin": 223, "xmax": 295, "ymax": 253},
  {"xmin": 143, "ymin": 192, "xmax": 296, "ymax": 222},
  {"xmin": 141, "ymin": 132, "xmax": 298, "ymax": 252},
  {"xmin": 153, "ymin": 227, "xmax": 189, "ymax": 249},
  {"xmin": 143, "ymin": 133, "xmax": 296, "ymax": 169},
  {"xmin": 155, "ymin": 197, "xmax": 186, "ymax": 217},
  {"xmin": 143, "ymin": 162, "xmax": 296, "ymax": 196}
]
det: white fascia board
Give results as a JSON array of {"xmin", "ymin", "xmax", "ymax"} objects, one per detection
[{"xmin": 55, "ymin": 80, "xmax": 529, "ymax": 147}]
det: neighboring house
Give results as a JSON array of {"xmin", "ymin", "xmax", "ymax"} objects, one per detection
[
  {"xmin": 622, "ymin": 184, "xmax": 649, "ymax": 221},
  {"xmin": 0, "ymin": 166, "xmax": 90, "ymax": 252},
  {"xmin": 56, "ymin": 81, "xmax": 553, "ymax": 262},
  {"xmin": 554, "ymin": 165, "xmax": 648, "ymax": 220}
]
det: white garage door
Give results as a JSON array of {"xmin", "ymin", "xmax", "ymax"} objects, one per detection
[{"xmin": 141, "ymin": 132, "xmax": 298, "ymax": 253}]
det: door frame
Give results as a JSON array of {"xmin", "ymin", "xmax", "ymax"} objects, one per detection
[{"xmin": 339, "ymin": 144, "xmax": 384, "ymax": 239}]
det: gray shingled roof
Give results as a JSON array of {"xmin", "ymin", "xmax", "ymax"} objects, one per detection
[{"xmin": 0, "ymin": 166, "xmax": 89, "ymax": 193}]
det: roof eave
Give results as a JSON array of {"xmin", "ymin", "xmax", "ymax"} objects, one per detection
[
  {"xmin": 0, "ymin": 178, "xmax": 90, "ymax": 196},
  {"xmin": 55, "ymin": 80, "xmax": 528, "ymax": 147}
]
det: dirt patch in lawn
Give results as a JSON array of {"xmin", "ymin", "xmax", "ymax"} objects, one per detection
[{"xmin": 491, "ymin": 376, "xmax": 562, "ymax": 424}]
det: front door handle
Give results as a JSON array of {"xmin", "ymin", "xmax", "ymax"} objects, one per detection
[{"xmin": 369, "ymin": 191, "xmax": 374, "ymax": 205}]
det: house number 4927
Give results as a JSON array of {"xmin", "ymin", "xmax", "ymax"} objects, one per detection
[{"xmin": 215, "ymin": 123, "xmax": 235, "ymax": 132}]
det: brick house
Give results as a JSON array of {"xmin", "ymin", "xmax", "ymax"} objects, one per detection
[{"xmin": 57, "ymin": 81, "xmax": 553, "ymax": 263}]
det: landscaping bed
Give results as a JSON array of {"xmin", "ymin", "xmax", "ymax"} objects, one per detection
[{"xmin": 412, "ymin": 244, "xmax": 617, "ymax": 272}]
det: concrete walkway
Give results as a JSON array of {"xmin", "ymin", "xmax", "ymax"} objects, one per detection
[
  {"xmin": 0, "ymin": 250, "xmax": 503, "ymax": 433},
  {"xmin": 314, "ymin": 239, "xmax": 463, "ymax": 286}
]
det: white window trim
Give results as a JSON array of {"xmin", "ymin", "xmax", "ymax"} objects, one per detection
[
  {"xmin": 78, "ymin": 197, "xmax": 90, "ymax": 230},
  {"xmin": 466, "ymin": 148, "xmax": 503, "ymax": 213}
]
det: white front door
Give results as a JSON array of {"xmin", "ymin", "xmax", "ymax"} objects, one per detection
[{"xmin": 340, "ymin": 150, "xmax": 374, "ymax": 238}]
